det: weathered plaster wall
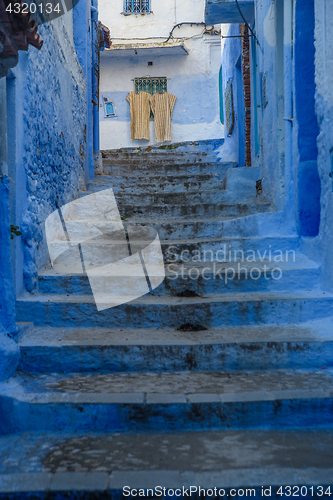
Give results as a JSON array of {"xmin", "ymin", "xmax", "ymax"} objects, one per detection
[
  {"xmin": 73, "ymin": 0, "xmax": 94, "ymax": 181},
  {"xmin": 98, "ymin": 0, "xmax": 224, "ymax": 149},
  {"xmin": 7, "ymin": 12, "xmax": 87, "ymax": 294},
  {"xmin": 219, "ymin": 0, "xmax": 297, "ymax": 224},
  {"xmin": 303, "ymin": 0, "xmax": 333, "ymax": 291},
  {"xmin": 293, "ymin": 0, "xmax": 320, "ymax": 237}
]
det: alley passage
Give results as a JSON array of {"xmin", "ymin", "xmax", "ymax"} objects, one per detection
[{"xmin": 1, "ymin": 145, "xmax": 333, "ymax": 494}]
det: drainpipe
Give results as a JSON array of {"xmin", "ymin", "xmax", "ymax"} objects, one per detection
[
  {"xmin": 91, "ymin": 4, "xmax": 100, "ymax": 168},
  {"xmin": 283, "ymin": 0, "xmax": 296, "ymax": 231}
]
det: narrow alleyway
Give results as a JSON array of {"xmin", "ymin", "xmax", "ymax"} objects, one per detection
[{"xmin": 1, "ymin": 146, "xmax": 333, "ymax": 494}]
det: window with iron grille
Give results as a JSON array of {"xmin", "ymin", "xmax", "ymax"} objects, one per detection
[
  {"xmin": 134, "ymin": 77, "xmax": 167, "ymax": 95},
  {"xmin": 124, "ymin": 0, "xmax": 150, "ymax": 14}
]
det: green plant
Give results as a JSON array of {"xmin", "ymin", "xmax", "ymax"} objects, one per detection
[{"xmin": 11, "ymin": 225, "xmax": 22, "ymax": 239}]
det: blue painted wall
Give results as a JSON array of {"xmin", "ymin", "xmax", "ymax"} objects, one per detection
[
  {"xmin": 294, "ymin": 0, "xmax": 321, "ymax": 236},
  {"xmin": 0, "ymin": 176, "xmax": 20, "ymax": 380},
  {"xmin": 219, "ymin": 24, "xmax": 243, "ymax": 164},
  {"xmin": 4, "ymin": 13, "xmax": 88, "ymax": 299},
  {"xmin": 219, "ymin": 0, "xmax": 321, "ymax": 239}
]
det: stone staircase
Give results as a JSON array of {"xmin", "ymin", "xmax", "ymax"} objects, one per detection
[{"xmin": 1, "ymin": 146, "xmax": 333, "ymax": 497}]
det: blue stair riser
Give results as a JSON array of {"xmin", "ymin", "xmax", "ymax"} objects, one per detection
[
  {"xmin": 60, "ymin": 220, "xmax": 277, "ymax": 241},
  {"xmin": 104, "ymin": 162, "xmax": 234, "ymax": 176},
  {"xmin": 110, "ymin": 179, "xmax": 226, "ymax": 195},
  {"xmin": 107, "ymin": 172, "xmax": 227, "ymax": 186},
  {"xmin": 16, "ymin": 297, "xmax": 333, "ymax": 328},
  {"xmin": 1, "ymin": 397, "xmax": 333, "ymax": 435},
  {"xmin": 118, "ymin": 202, "xmax": 271, "ymax": 220},
  {"xmin": 102, "ymin": 155, "xmax": 222, "ymax": 166},
  {"xmin": 82, "ymin": 189, "xmax": 255, "ymax": 205},
  {"xmin": 18, "ymin": 341, "xmax": 333, "ymax": 374},
  {"xmin": 38, "ymin": 267, "xmax": 320, "ymax": 296}
]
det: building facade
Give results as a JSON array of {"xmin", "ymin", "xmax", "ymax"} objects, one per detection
[{"xmin": 99, "ymin": 0, "xmax": 224, "ymax": 150}]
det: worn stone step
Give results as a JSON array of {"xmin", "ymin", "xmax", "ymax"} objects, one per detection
[
  {"xmin": 102, "ymin": 138, "xmax": 223, "ymax": 155},
  {"xmin": 123, "ymin": 212, "xmax": 278, "ymax": 240},
  {"xmin": 55, "ymin": 214, "xmax": 274, "ymax": 242},
  {"xmin": 99, "ymin": 174, "xmax": 227, "ymax": 195},
  {"xmin": 103, "ymin": 160, "xmax": 235, "ymax": 176},
  {"xmin": 1, "ymin": 369, "xmax": 333, "ymax": 434},
  {"xmin": 17, "ymin": 318, "xmax": 333, "ymax": 373},
  {"xmin": 38, "ymin": 257, "xmax": 320, "ymax": 296},
  {"xmin": 44, "ymin": 233, "xmax": 301, "ymax": 268},
  {"xmin": 81, "ymin": 185, "xmax": 258, "ymax": 206},
  {"xmin": 1, "ymin": 429, "xmax": 332, "ymax": 496},
  {"xmin": 102, "ymin": 152, "xmax": 221, "ymax": 165},
  {"xmin": 90, "ymin": 177, "xmax": 227, "ymax": 196},
  {"xmin": 118, "ymin": 200, "xmax": 271, "ymax": 220},
  {"xmin": 16, "ymin": 290, "xmax": 333, "ymax": 328}
]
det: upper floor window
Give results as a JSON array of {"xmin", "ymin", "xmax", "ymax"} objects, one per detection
[
  {"xmin": 123, "ymin": 0, "xmax": 150, "ymax": 15},
  {"xmin": 135, "ymin": 77, "xmax": 167, "ymax": 95}
]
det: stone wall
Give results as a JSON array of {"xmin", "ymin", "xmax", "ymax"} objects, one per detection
[{"xmin": 8, "ymin": 13, "xmax": 87, "ymax": 293}]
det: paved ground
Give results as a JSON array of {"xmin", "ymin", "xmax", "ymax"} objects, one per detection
[{"xmin": 0, "ymin": 429, "xmax": 333, "ymax": 494}]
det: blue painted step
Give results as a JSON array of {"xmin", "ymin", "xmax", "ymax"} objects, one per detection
[
  {"xmin": 1, "ymin": 369, "xmax": 333, "ymax": 434},
  {"xmin": 117, "ymin": 200, "xmax": 271, "ymax": 220},
  {"xmin": 16, "ymin": 291, "xmax": 333, "ymax": 328},
  {"xmin": 38, "ymin": 258, "xmax": 320, "ymax": 296},
  {"xmin": 17, "ymin": 319, "xmax": 333, "ymax": 373}
]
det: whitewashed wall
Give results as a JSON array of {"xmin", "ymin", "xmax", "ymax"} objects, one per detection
[{"xmin": 98, "ymin": 0, "xmax": 224, "ymax": 149}]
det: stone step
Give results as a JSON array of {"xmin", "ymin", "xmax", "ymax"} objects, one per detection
[
  {"xmin": 40, "ymin": 235, "xmax": 302, "ymax": 279},
  {"xmin": 16, "ymin": 290, "xmax": 333, "ymax": 328},
  {"xmin": 124, "ymin": 213, "xmax": 275, "ymax": 240},
  {"xmin": 80, "ymin": 187, "xmax": 261, "ymax": 206},
  {"xmin": 38, "ymin": 257, "xmax": 320, "ymax": 296},
  {"xmin": 95, "ymin": 174, "xmax": 227, "ymax": 195},
  {"xmin": 102, "ymin": 151, "xmax": 220, "ymax": 164},
  {"xmin": 17, "ymin": 318, "xmax": 333, "ymax": 373},
  {"xmin": 118, "ymin": 200, "xmax": 271, "ymax": 220},
  {"xmin": 100, "ymin": 161, "xmax": 236, "ymax": 176},
  {"xmin": 1, "ymin": 429, "xmax": 332, "ymax": 496},
  {"xmin": 1, "ymin": 369, "xmax": 333, "ymax": 434},
  {"xmin": 56, "ymin": 214, "xmax": 267, "ymax": 242},
  {"xmin": 102, "ymin": 138, "xmax": 223, "ymax": 154}
]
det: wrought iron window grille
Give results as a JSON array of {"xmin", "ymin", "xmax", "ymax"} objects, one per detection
[
  {"xmin": 134, "ymin": 77, "xmax": 167, "ymax": 95},
  {"xmin": 123, "ymin": 0, "xmax": 150, "ymax": 15},
  {"xmin": 134, "ymin": 77, "xmax": 167, "ymax": 118}
]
